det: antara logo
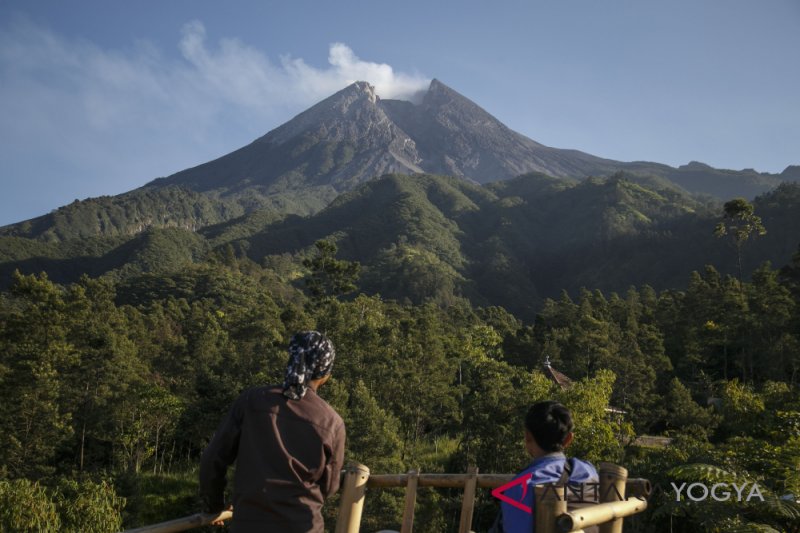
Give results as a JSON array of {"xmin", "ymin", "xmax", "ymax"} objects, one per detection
[
  {"xmin": 491, "ymin": 473, "xmax": 535, "ymax": 514},
  {"xmin": 491, "ymin": 475, "xmax": 625, "ymax": 514}
]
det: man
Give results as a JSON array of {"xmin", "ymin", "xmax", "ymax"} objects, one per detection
[
  {"xmin": 200, "ymin": 331, "xmax": 346, "ymax": 532},
  {"xmin": 495, "ymin": 400, "xmax": 599, "ymax": 533}
]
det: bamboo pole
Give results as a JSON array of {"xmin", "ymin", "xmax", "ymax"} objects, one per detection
[
  {"xmin": 535, "ymin": 485, "xmax": 567, "ymax": 533},
  {"xmin": 556, "ymin": 499, "xmax": 648, "ymax": 532},
  {"xmin": 457, "ymin": 466, "xmax": 478, "ymax": 533},
  {"xmin": 335, "ymin": 462, "xmax": 370, "ymax": 533},
  {"xmin": 122, "ymin": 510, "xmax": 233, "ymax": 533},
  {"xmin": 400, "ymin": 470, "xmax": 419, "ymax": 533},
  {"xmin": 598, "ymin": 463, "xmax": 628, "ymax": 533},
  {"xmin": 365, "ymin": 473, "xmax": 650, "ymax": 496}
]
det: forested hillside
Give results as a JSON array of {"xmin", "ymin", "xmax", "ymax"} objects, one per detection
[
  {"xmin": 0, "ymin": 185, "xmax": 300, "ymax": 243},
  {"xmin": 2, "ymin": 211, "xmax": 800, "ymax": 530},
  {"xmin": 3, "ymin": 174, "xmax": 799, "ymax": 321}
]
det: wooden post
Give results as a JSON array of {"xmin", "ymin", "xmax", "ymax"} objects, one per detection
[
  {"xmin": 598, "ymin": 463, "xmax": 628, "ymax": 533},
  {"xmin": 400, "ymin": 469, "xmax": 420, "ymax": 533},
  {"xmin": 335, "ymin": 463, "xmax": 370, "ymax": 533},
  {"xmin": 458, "ymin": 466, "xmax": 478, "ymax": 533},
  {"xmin": 535, "ymin": 484, "xmax": 566, "ymax": 533}
]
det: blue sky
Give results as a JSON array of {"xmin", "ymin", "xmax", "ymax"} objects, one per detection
[{"xmin": 1, "ymin": 0, "xmax": 798, "ymax": 226}]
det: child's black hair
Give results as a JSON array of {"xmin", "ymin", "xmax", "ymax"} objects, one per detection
[{"xmin": 524, "ymin": 401, "xmax": 573, "ymax": 452}]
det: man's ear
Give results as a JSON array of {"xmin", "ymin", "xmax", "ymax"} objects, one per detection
[
  {"xmin": 563, "ymin": 431, "xmax": 574, "ymax": 449},
  {"xmin": 312, "ymin": 374, "xmax": 331, "ymax": 389}
]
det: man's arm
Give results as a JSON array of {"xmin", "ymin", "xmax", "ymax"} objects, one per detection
[
  {"xmin": 321, "ymin": 421, "xmax": 346, "ymax": 498},
  {"xmin": 199, "ymin": 393, "xmax": 245, "ymax": 513}
]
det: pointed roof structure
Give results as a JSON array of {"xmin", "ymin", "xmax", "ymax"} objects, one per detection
[
  {"xmin": 543, "ymin": 356, "xmax": 573, "ymax": 390},
  {"xmin": 541, "ymin": 357, "xmax": 628, "ymax": 416}
]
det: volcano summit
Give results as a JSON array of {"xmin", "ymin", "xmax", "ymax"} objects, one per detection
[{"xmin": 147, "ymin": 78, "xmax": 797, "ymax": 210}]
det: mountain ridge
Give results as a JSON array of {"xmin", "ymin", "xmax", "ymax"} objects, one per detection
[{"xmin": 2, "ymin": 79, "xmax": 797, "ymax": 242}]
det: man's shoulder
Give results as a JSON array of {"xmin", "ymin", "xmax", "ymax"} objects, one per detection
[
  {"xmin": 235, "ymin": 386, "xmax": 343, "ymax": 429},
  {"xmin": 305, "ymin": 390, "xmax": 345, "ymax": 429},
  {"xmin": 236, "ymin": 384, "xmax": 283, "ymax": 401},
  {"xmin": 231, "ymin": 385, "xmax": 289, "ymax": 413}
]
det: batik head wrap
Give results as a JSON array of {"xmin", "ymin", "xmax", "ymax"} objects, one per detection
[{"xmin": 282, "ymin": 331, "xmax": 336, "ymax": 400}]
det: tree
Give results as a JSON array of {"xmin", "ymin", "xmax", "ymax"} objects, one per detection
[
  {"xmin": 342, "ymin": 380, "xmax": 403, "ymax": 473},
  {"xmin": 714, "ymin": 198, "xmax": 767, "ymax": 283},
  {"xmin": 55, "ymin": 478, "xmax": 125, "ymax": 533},
  {"xmin": 779, "ymin": 244, "xmax": 800, "ymax": 299},
  {"xmin": 0, "ymin": 272, "xmax": 75, "ymax": 478},
  {"xmin": 662, "ymin": 378, "xmax": 719, "ymax": 439},
  {"xmin": 60, "ymin": 277, "xmax": 146, "ymax": 473},
  {"xmin": 746, "ymin": 264, "xmax": 797, "ymax": 382},
  {"xmin": 565, "ymin": 292, "xmax": 618, "ymax": 379},
  {"xmin": 718, "ymin": 379, "xmax": 766, "ymax": 438},
  {"xmin": 457, "ymin": 355, "xmax": 554, "ymax": 473},
  {"xmin": 0, "ymin": 479, "xmax": 61, "ymax": 532},
  {"xmin": 302, "ymin": 240, "xmax": 361, "ymax": 303},
  {"xmin": 556, "ymin": 369, "xmax": 628, "ymax": 463}
]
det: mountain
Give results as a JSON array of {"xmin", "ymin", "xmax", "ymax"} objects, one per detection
[
  {"xmin": 139, "ymin": 77, "xmax": 800, "ymax": 200},
  {"xmin": 2, "ymin": 79, "xmax": 796, "ymax": 242},
  {"xmin": 155, "ymin": 79, "xmax": 619, "ymax": 193},
  {"xmin": 156, "ymin": 78, "xmax": 797, "ymax": 198}
]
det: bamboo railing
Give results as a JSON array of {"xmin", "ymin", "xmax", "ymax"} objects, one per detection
[
  {"xmin": 122, "ymin": 463, "xmax": 650, "ymax": 533},
  {"xmin": 122, "ymin": 510, "xmax": 232, "ymax": 533}
]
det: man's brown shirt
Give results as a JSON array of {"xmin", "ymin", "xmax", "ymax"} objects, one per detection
[{"xmin": 200, "ymin": 385, "xmax": 345, "ymax": 532}]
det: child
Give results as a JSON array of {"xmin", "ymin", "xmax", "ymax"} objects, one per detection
[{"xmin": 493, "ymin": 401, "xmax": 599, "ymax": 532}]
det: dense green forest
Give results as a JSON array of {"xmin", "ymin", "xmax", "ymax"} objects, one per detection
[
  {"xmin": 2, "ymin": 197, "xmax": 800, "ymax": 531},
  {"xmin": 3, "ymin": 174, "xmax": 800, "ymax": 321}
]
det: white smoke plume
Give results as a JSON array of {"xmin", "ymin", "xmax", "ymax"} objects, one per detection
[{"xmin": 177, "ymin": 20, "xmax": 429, "ymax": 108}]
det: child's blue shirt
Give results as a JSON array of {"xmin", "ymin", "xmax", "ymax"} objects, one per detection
[{"xmin": 500, "ymin": 453, "xmax": 599, "ymax": 533}]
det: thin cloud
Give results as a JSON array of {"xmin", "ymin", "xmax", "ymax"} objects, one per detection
[{"xmin": 0, "ymin": 18, "xmax": 429, "ymax": 224}]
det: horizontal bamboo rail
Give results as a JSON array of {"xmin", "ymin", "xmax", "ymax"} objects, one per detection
[
  {"xmin": 365, "ymin": 472, "xmax": 651, "ymax": 497},
  {"xmin": 122, "ymin": 510, "xmax": 232, "ymax": 533},
  {"xmin": 556, "ymin": 498, "xmax": 648, "ymax": 532},
  {"xmin": 358, "ymin": 468, "xmax": 650, "ymax": 533}
]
